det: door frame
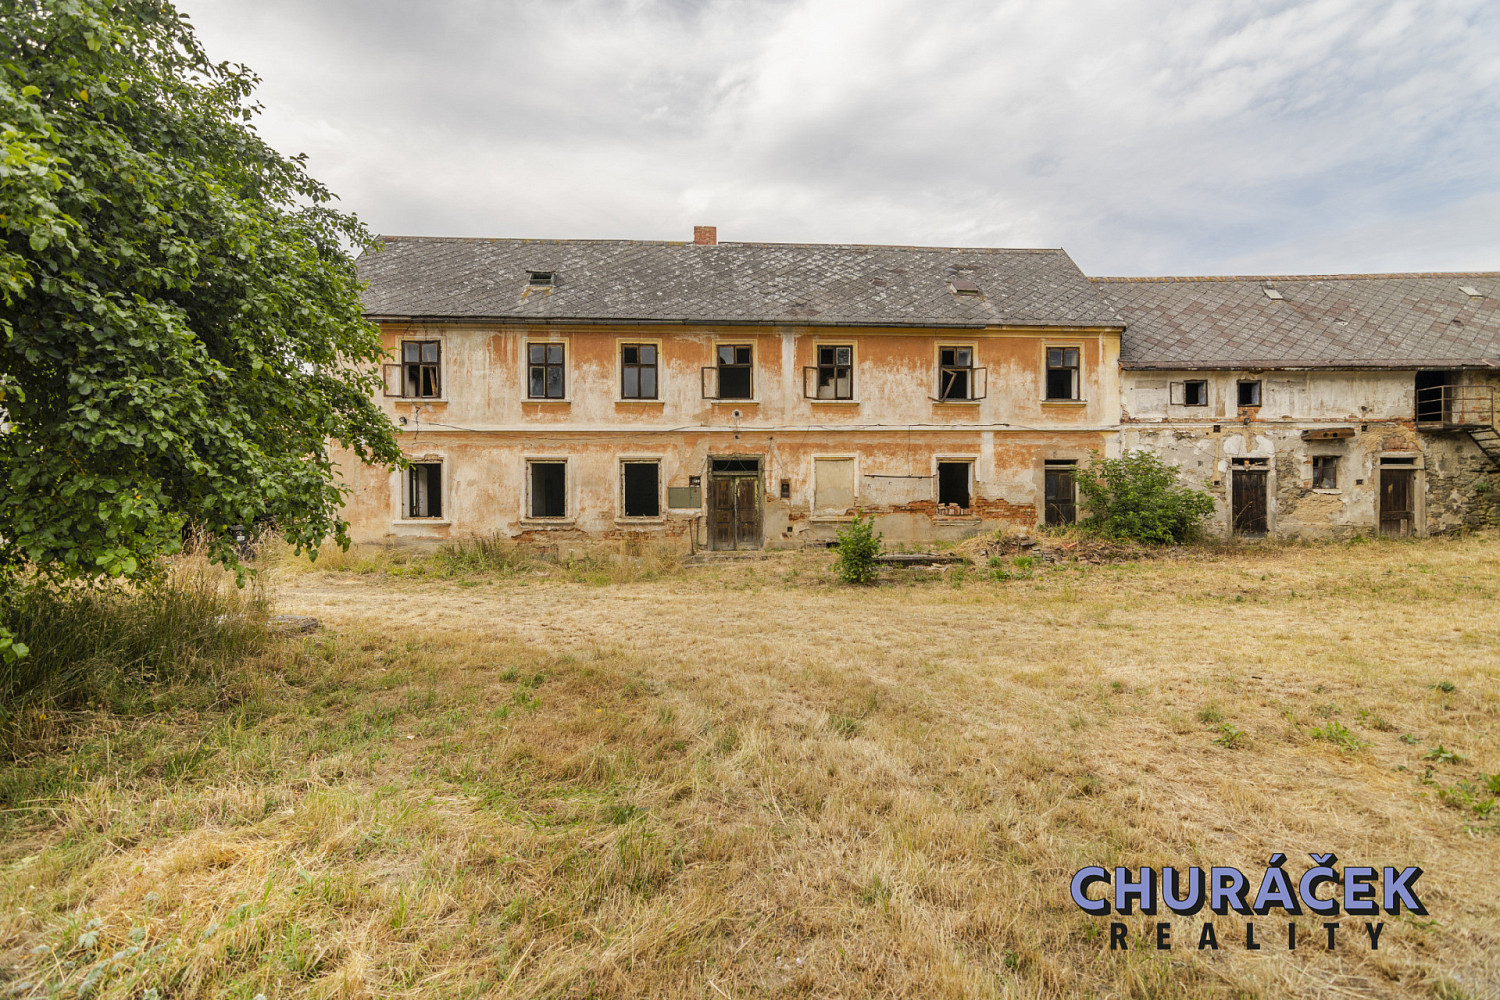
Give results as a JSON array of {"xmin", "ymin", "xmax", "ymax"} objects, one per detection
[
  {"xmin": 1231, "ymin": 464, "xmax": 1269, "ymax": 536},
  {"xmin": 706, "ymin": 455, "xmax": 763, "ymax": 551},
  {"xmin": 1378, "ymin": 454, "xmax": 1423, "ymax": 537}
]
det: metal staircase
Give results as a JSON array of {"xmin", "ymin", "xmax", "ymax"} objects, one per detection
[{"xmin": 1416, "ymin": 384, "xmax": 1499, "ymax": 470}]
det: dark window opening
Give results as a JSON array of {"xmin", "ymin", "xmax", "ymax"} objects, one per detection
[
  {"xmin": 1237, "ymin": 380, "xmax": 1262, "ymax": 407},
  {"xmin": 1311, "ymin": 456, "xmax": 1338, "ymax": 489},
  {"xmin": 528, "ymin": 343, "xmax": 566, "ymax": 399},
  {"xmin": 710, "ymin": 457, "xmax": 760, "ymax": 474},
  {"xmin": 528, "ymin": 270, "xmax": 555, "ymax": 286},
  {"xmin": 939, "ymin": 346, "xmax": 974, "ymax": 401},
  {"xmin": 937, "ymin": 461, "xmax": 971, "ymax": 511},
  {"xmin": 407, "ymin": 463, "xmax": 442, "ymax": 518},
  {"xmin": 1184, "ymin": 380, "xmax": 1207, "ymax": 406},
  {"xmin": 1044, "ymin": 461, "xmax": 1077, "ymax": 525},
  {"xmin": 1045, "ymin": 347, "xmax": 1080, "ymax": 400},
  {"xmin": 621, "ymin": 343, "xmax": 658, "ymax": 399},
  {"xmin": 529, "ymin": 461, "xmax": 566, "ymax": 518},
  {"xmin": 716, "ymin": 345, "xmax": 753, "ymax": 399},
  {"xmin": 815, "ymin": 345, "xmax": 853, "ymax": 399},
  {"xmin": 402, "ymin": 340, "xmax": 441, "ymax": 398},
  {"xmin": 622, "ymin": 462, "xmax": 660, "ymax": 518}
]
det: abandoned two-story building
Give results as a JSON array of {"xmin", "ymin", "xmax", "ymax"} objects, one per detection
[{"xmin": 333, "ymin": 228, "xmax": 1500, "ymax": 548}]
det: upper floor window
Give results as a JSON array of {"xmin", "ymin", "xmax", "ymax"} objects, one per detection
[
  {"xmin": 1045, "ymin": 347, "xmax": 1080, "ymax": 400},
  {"xmin": 937, "ymin": 346, "xmax": 985, "ymax": 401},
  {"xmin": 401, "ymin": 340, "xmax": 441, "ymax": 398},
  {"xmin": 705, "ymin": 344, "xmax": 753, "ymax": 400},
  {"xmin": 809, "ymin": 345, "xmax": 853, "ymax": 400},
  {"xmin": 528, "ymin": 343, "xmax": 566, "ymax": 399},
  {"xmin": 621, "ymin": 343, "xmax": 658, "ymax": 399},
  {"xmin": 1237, "ymin": 380, "xmax": 1262, "ymax": 407}
]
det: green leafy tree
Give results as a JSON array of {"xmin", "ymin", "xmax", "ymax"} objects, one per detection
[
  {"xmin": 833, "ymin": 511, "xmax": 883, "ymax": 585},
  {"xmin": 1077, "ymin": 450, "xmax": 1216, "ymax": 545},
  {"xmin": 0, "ymin": 1, "xmax": 401, "ymax": 626}
]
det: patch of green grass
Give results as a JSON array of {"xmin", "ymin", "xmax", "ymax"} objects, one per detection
[
  {"xmin": 1212, "ymin": 724, "xmax": 1247, "ymax": 749},
  {"xmin": 1195, "ymin": 702, "xmax": 1224, "ymax": 724},
  {"xmin": 1424, "ymin": 745, "xmax": 1467, "ymax": 765},
  {"xmin": 1310, "ymin": 721, "xmax": 1367, "ymax": 751}
]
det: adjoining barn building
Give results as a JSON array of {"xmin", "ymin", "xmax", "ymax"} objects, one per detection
[{"xmin": 334, "ymin": 228, "xmax": 1499, "ymax": 547}]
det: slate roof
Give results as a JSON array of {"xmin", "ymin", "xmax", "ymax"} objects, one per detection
[
  {"xmin": 1096, "ymin": 273, "xmax": 1500, "ymax": 369},
  {"xmin": 358, "ymin": 237, "xmax": 1122, "ymax": 328}
]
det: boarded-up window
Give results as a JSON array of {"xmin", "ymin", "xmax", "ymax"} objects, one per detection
[{"xmin": 813, "ymin": 458, "xmax": 855, "ymax": 514}]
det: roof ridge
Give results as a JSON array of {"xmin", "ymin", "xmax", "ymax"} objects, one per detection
[
  {"xmin": 374, "ymin": 235, "xmax": 1065, "ymax": 254},
  {"xmin": 1092, "ymin": 272, "xmax": 1500, "ymax": 283}
]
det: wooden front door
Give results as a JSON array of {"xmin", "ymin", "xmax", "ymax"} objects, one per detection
[
  {"xmin": 1380, "ymin": 468, "xmax": 1415, "ymax": 537},
  {"xmin": 708, "ymin": 472, "xmax": 762, "ymax": 550},
  {"xmin": 1232, "ymin": 469, "xmax": 1268, "ymax": 535}
]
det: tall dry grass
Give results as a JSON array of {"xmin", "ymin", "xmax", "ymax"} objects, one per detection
[{"xmin": 0, "ymin": 533, "xmax": 1496, "ymax": 999}]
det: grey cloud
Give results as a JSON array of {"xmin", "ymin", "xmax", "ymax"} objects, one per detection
[{"xmin": 183, "ymin": 0, "xmax": 1500, "ymax": 273}]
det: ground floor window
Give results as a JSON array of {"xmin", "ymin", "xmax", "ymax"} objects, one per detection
[
  {"xmin": 1311, "ymin": 455, "xmax": 1338, "ymax": 489},
  {"xmin": 937, "ymin": 461, "xmax": 972, "ymax": 511},
  {"xmin": 407, "ymin": 462, "xmax": 442, "ymax": 518},
  {"xmin": 1044, "ymin": 460, "xmax": 1077, "ymax": 525},
  {"xmin": 529, "ymin": 461, "xmax": 567, "ymax": 518},
  {"xmin": 622, "ymin": 461, "xmax": 661, "ymax": 517}
]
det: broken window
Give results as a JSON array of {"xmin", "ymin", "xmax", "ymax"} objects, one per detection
[
  {"xmin": 1311, "ymin": 456, "xmax": 1338, "ymax": 489},
  {"xmin": 1045, "ymin": 347, "xmax": 1080, "ymax": 400},
  {"xmin": 621, "ymin": 343, "xmax": 658, "ymax": 399},
  {"xmin": 1044, "ymin": 460, "xmax": 1077, "ymax": 525},
  {"xmin": 528, "ymin": 343, "xmax": 566, "ymax": 399},
  {"xmin": 937, "ymin": 461, "xmax": 971, "ymax": 512},
  {"xmin": 938, "ymin": 347, "xmax": 979, "ymax": 401},
  {"xmin": 714, "ymin": 345, "xmax": 753, "ymax": 399},
  {"xmin": 812, "ymin": 345, "xmax": 854, "ymax": 399},
  {"xmin": 1237, "ymin": 380, "xmax": 1262, "ymax": 407},
  {"xmin": 528, "ymin": 461, "xmax": 567, "ymax": 518},
  {"xmin": 1184, "ymin": 380, "xmax": 1207, "ymax": 406},
  {"xmin": 622, "ymin": 461, "xmax": 660, "ymax": 518},
  {"xmin": 401, "ymin": 340, "xmax": 441, "ymax": 398},
  {"xmin": 407, "ymin": 462, "xmax": 442, "ymax": 518}
]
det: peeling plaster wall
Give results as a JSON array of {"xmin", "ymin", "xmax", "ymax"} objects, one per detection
[
  {"xmin": 1121, "ymin": 369, "xmax": 1500, "ymax": 538},
  {"xmin": 340, "ymin": 323, "xmax": 1121, "ymax": 547}
]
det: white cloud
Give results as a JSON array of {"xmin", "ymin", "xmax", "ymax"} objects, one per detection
[{"xmin": 183, "ymin": 0, "xmax": 1500, "ymax": 273}]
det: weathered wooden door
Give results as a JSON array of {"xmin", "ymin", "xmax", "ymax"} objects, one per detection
[
  {"xmin": 708, "ymin": 473, "xmax": 762, "ymax": 550},
  {"xmin": 1380, "ymin": 469, "xmax": 1415, "ymax": 537},
  {"xmin": 1232, "ymin": 470, "xmax": 1268, "ymax": 535},
  {"xmin": 1044, "ymin": 468, "xmax": 1076, "ymax": 525}
]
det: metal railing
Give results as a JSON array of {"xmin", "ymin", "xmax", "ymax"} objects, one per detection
[{"xmin": 1415, "ymin": 384, "xmax": 1495, "ymax": 429}]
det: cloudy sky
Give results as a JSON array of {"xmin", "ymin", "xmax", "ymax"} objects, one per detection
[{"xmin": 183, "ymin": 0, "xmax": 1499, "ymax": 276}]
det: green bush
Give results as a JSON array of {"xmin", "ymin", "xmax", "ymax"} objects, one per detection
[
  {"xmin": 833, "ymin": 512, "xmax": 883, "ymax": 585},
  {"xmin": 1076, "ymin": 450, "xmax": 1216, "ymax": 545}
]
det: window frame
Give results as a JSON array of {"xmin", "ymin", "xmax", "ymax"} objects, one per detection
[
  {"xmin": 526, "ymin": 341, "xmax": 568, "ymax": 401},
  {"xmin": 525, "ymin": 458, "xmax": 570, "ymax": 521},
  {"xmin": 1237, "ymin": 379, "xmax": 1263, "ymax": 407},
  {"xmin": 619, "ymin": 458, "xmax": 665, "ymax": 520},
  {"xmin": 401, "ymin": 459, "xmax": 446, "ymax": 521},
  {"xmin": 1311, "ymin": 455, "xmax": 1338, "ymax": 490},
  {"xmin": 1043, "ymin": 345, "xmax": 1082, "ymax": 402},
  {"xmin": 935, "ymin": 344, "xmax": 985, "ymax": 403},
  {"xmin": 618, "ymin": 341, "xmax": 661, "ymax": 401},
  {"xmin": 806, "ymin": 343, "xmax": 855, "ymax": 401},
  {"xmin": 934, "ymin": 457, "xmax": 977, "ymax": 514},
  {"xmin": 1169, "ymin": 378, "xmax": 1209, "ymax": 407},
  {"xmin": 704, "ymin": 342, "xmax": 755, "ymax": 400},
  {"xmin": 383, "ymin": 338, "xmax": 445, "ymax": 400}
]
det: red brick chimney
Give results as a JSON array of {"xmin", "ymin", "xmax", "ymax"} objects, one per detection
[{"xmin": 693, "ymin": 225, "xmax": 717, "ymax": 245}]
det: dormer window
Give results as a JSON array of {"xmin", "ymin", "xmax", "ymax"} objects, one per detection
[{"xmin": 528, "ymin": 270, "xmax": 555, "ymax": 286}]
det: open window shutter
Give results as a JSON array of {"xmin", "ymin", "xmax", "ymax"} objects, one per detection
[
  {"xmin": 973, "ymin": 367, "xmax": 988, "ymax": 400},
  {"xmin": 1169, "ymin": 382, "xmax": 1185, "ymax": 405},
  {"xmin": 383, "ymin": 364, "xmax": 403, "ymax": 396}
]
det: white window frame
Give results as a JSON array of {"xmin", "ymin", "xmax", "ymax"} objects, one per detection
[
  {"xmin": 933, "ymin": 456, "xmax": 978, "ymax": 513},
  {"xmin": 523, "ymin": 457, "xmax": 572, "ymax": 522},
  {"xmin": 617, "ymin": 457, "xmax": 667, "ymax": 522},
  {"xmin": 391, "ymin": 454, "xmax": 451, "ymax": 525}
]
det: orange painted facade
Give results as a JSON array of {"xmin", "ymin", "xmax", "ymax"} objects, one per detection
[{"xmin": 335, "ymin": 321, "xmax": 1123, "ymax": 548}]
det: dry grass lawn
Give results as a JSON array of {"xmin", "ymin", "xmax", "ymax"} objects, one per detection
[{"xmin": 2, "ymin": 533, "xmax": 1498, "ymax": 999}]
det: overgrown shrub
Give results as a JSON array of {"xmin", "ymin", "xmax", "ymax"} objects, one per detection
[
  {"xmin": 1076, "ymin": 450, "xmax": 1216, "ymax": 544},
  {"xmin": 833, "ymin": 512, "xmax": 883, "ymax": 585}
]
